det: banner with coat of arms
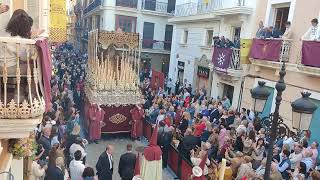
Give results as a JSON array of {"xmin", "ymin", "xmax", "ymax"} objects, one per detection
[
  {"xmin": 212, "ymin": 47, "xmax": 233, "ymax": 73},
  {"xmin": 49, "ymin": 0, "xmax": 67, "ymax": 42}
]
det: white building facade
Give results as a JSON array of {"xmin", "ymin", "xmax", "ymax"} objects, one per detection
[
  {"xmin": 168, "ymin": 0, "xmax": 257, "ymax": 109},
  {"xmin": 79, "ymin": 0, "xmax": 176, "ymax": 74}
]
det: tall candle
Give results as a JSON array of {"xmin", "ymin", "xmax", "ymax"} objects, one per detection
[{"xmin": 218, "ymin": 158, "xmax": 227, "ymax": 180}]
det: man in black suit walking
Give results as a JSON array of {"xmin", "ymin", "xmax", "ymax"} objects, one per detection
[
  {"xmin": 96, "ymin": 144, "xmax": 114, "ymax": 180},
  {"xmin": 158, "ymin": 122, "xmax": 173, "ymax": 168},
  {"xmin": 118, "ymin": 144, "xmax": 136, "ymax": 180},
  {"xmin": 45, "ymin": 157, "xmax": 64, "ymax": 180}
]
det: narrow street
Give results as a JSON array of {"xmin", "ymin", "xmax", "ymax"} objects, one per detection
[{"xmin": 85, "ymin": 135, "xmax": 176, "ymax": 180}]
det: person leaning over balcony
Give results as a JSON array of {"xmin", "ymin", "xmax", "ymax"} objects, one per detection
[
  {"xmin": 256, "ymin": 21, "xmax": 265, "ymax": 38},
  {"xmin": 282, "ymin": 21, "xmax": 292, "ymax": 39},
  {"xmin": 302, "ymin": 18, "xmax": 320, "ymax": 41}
]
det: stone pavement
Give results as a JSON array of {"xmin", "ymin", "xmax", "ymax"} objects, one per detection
[{"xmin": 84, "ymin": 134, "xmax": 176, "ymax": 180}]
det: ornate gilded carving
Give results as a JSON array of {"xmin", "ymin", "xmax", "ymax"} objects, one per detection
[
  {"xmin": 86, "ymin": 29, "xmax": 141, "ymax": 106},
  {"xmin": 99, "ymin": 29, "xmax": 139, "ymax": 49},
  {"xmin": 109, "ymin": 113, "xmax": 127, "ymax": 124},
  {"xmin": 0, "ymin": 38, "xmax": 46, "ymax": 119}
]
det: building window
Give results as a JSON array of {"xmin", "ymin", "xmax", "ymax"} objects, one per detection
[
  {"xmin": 116, "ymin": 15, "xmax": 137, "ymax": 32},
  {"xmin": 143, "ymin": 22, "xmax": 155, "ymax": 48},
  {"xmin": 182, "ymin": 30, "xmax": 188, "ymax": 44},
  {"xmin": 274, "ymin": 7, "xmax": 290, "ymax": 33},
  {"xmin": 205, "ymin": 30, "xmax": 213, "ymax": 46}
]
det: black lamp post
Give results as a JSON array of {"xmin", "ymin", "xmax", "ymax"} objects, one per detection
[
  {"xmin": 251, "ymin": 62, "xmax": 318, "ymax": 180},
  {"xmin": 250, "ymin": 81, "xmax": 271, "ymax": 113},
  {"xmin": 291, "ymin": 91, "xmax": 317, "ymax": 133},
  {"xmin": 250, "ymin": 62, "xmax": 287, "ymax": 180}
]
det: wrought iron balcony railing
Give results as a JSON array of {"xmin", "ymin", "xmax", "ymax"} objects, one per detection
[
  {"xmin": 230, "ymin": 48, "xmax": 241, "ymax": 70},
  {"xmin": 0, "ymin": 37, "xmax": 46, "ymax": 138},
  {"xmin": 142, "ymin": 39, "xmax": 171, "ymax": 51},
  {"xmin": 83, "ymin": 0, "xmax": 102, "ymax": 14},
  {"xmin": 116, "ymin": 0, "xmax": 138, "ymax": 8},
  {"xmin": 142, "ymin": 0, "xmax": 174, "ymax": 14},
  {"xmin": 175, "ymin": 0, "xmax": 247, "ymax": 17}
]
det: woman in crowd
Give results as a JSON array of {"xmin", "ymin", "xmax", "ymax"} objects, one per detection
[
  {"xmin": 178, "ymin": 112, "xmax": 190, "ymax": 135},
  {"xmin": 251, "ymin": 138, "xmax": 266, "ymax": 170}
]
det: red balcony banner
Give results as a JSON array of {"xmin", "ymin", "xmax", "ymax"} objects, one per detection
[
  {"xmin": 249, "ymin": 38, "xmax": 282, "ymax": 61},
  {"xmin": 302, "ymin": 41, "xmax": 320, "ymax": 67},
  {"xmin": 212, "ymin": 47, "xmax": 233, "ymax": 73}
]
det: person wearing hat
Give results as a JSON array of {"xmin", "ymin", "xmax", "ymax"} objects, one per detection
[
  {"xmin": 191, "ymin": 150, "xmax": 210, "ymax": 177},
  {"xmin": 141, "ymin": 124, "xmax": 162, "ymax": 180},
  {"xmin": 130, "ymin": 104, "xmax": 144, "ymax": 140},
  {"xmin": 88, "ymin": 104, "xmax": 105, "ymax": 144}
]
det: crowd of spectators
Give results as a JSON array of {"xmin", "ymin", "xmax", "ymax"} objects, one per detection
[
  {"xmin": 256, "ymin": 18, "xmax": 320, "ymax": 41},
  {"xmin": 213, "ymin": 36, "xmax": 241, "ymax": 49},
  {"xmin": 31, "ymin": 43, "xmax": 96, "ymax": 180},
  {"xmin": 141, "ymin": 82, "xmax": 320, "ymax": 179}
]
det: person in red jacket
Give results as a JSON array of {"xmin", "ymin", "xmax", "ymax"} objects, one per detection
[
  {"xmin": 194, "ymin": 117, "xmax": 207, "ymax": 137},
  {"xmin": 194, "ymin": 117, "xmax": 207, "ymax": 147}
]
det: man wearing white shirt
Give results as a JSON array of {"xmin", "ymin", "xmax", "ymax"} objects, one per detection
[
  {"xmin": 302, "ymin": 18, "xmax": 320, "ymax": 40},
  {"xmin": 96, "ymin": 145, "xmax": 114, "ymax": 180},
  {"xmin": 69, "ymin": 150, "xmax": 85, "ymax": 180},
  {"xmin": 289, "ymin": 144, "xmax": 303, "ymax": 171}
]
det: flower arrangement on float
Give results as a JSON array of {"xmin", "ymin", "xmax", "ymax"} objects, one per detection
[{"xmin": 8, "ymin": 133, "xmax": 38, "ymax": 159}]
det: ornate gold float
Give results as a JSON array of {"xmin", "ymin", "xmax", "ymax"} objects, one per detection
[{"xmin": 85, "ymin": 29, "xmax": 142, "ymax": 106}]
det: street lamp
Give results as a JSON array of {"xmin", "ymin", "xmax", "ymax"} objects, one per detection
[
  {"xmin": 250, "ymin": 62, "xmax": 287, "ymax": 180},
  {"xmin": 291, "ymin": 91, "xmax": 317, "ymax": 131},
  {"xmin": 251, "ymin": 62, "xmax": 318, "ymax": 180},
  {"xmin": 250, "ymin": 81, "xmax": 271, "ymax": 113}
]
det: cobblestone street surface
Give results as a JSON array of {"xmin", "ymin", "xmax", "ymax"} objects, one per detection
[{"xmin": 85, "ymin": 134, "xmax": 176, "ymax": 180}]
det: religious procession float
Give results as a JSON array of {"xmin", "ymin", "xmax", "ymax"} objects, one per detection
[{"xmin": 84, "ymin": 29, "xmax": 143, "ymax": 134}]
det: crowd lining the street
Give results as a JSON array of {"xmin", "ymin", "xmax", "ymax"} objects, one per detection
[
  {"xmin": 2, "ymin": 5, "xmax": 320, "ymax": 180},
  {"xmin": 140, "ymin": 74, "xmax": 320, "ymax": 180}
]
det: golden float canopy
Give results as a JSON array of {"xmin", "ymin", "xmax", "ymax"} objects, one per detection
[{"xmin": 86, "ymin": 29, "xmax": 142, "ymax": 106}]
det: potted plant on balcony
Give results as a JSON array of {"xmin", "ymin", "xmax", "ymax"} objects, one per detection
[{"xmin": 8, "ymin": 133, "xmax": 38, "ymax": 159}]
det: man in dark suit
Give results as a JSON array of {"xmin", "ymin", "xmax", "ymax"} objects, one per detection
[
  {"xmin": 45, "ymin": 157, "xmax": 64, "ymax": 180},
  {"xmin": 177, "ymin": 128, "xmax": 198, "ymax": 161},
  {"xmin": 158, "ymin": 122, "xmax": 174, "ymax": 168},
  {"xmin": 96, "ymin": 145, "xmax": 114, "ymax": 180},
  {"xmin": 272, "ymin": 25, "xmax": 283, "ymax": 38},
  {"xmin": 38, "ymin": 125, "xmax": 52, "ymax": 160},
  {"xmin": 118, "ymin": 144, "xmax": 136, "ymax": 180},
  {"xmin": 209, "ymin": 104, "xmax": 220, "ymax": 123}
]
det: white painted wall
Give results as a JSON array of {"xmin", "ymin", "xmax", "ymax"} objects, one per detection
[
  {"xmin": 97, "ymin": 2, "xmax": 171, "ymax": 41},
  {"xmin": 168, "ymin": 21, "xmax": 220, "ymax": 83}
]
